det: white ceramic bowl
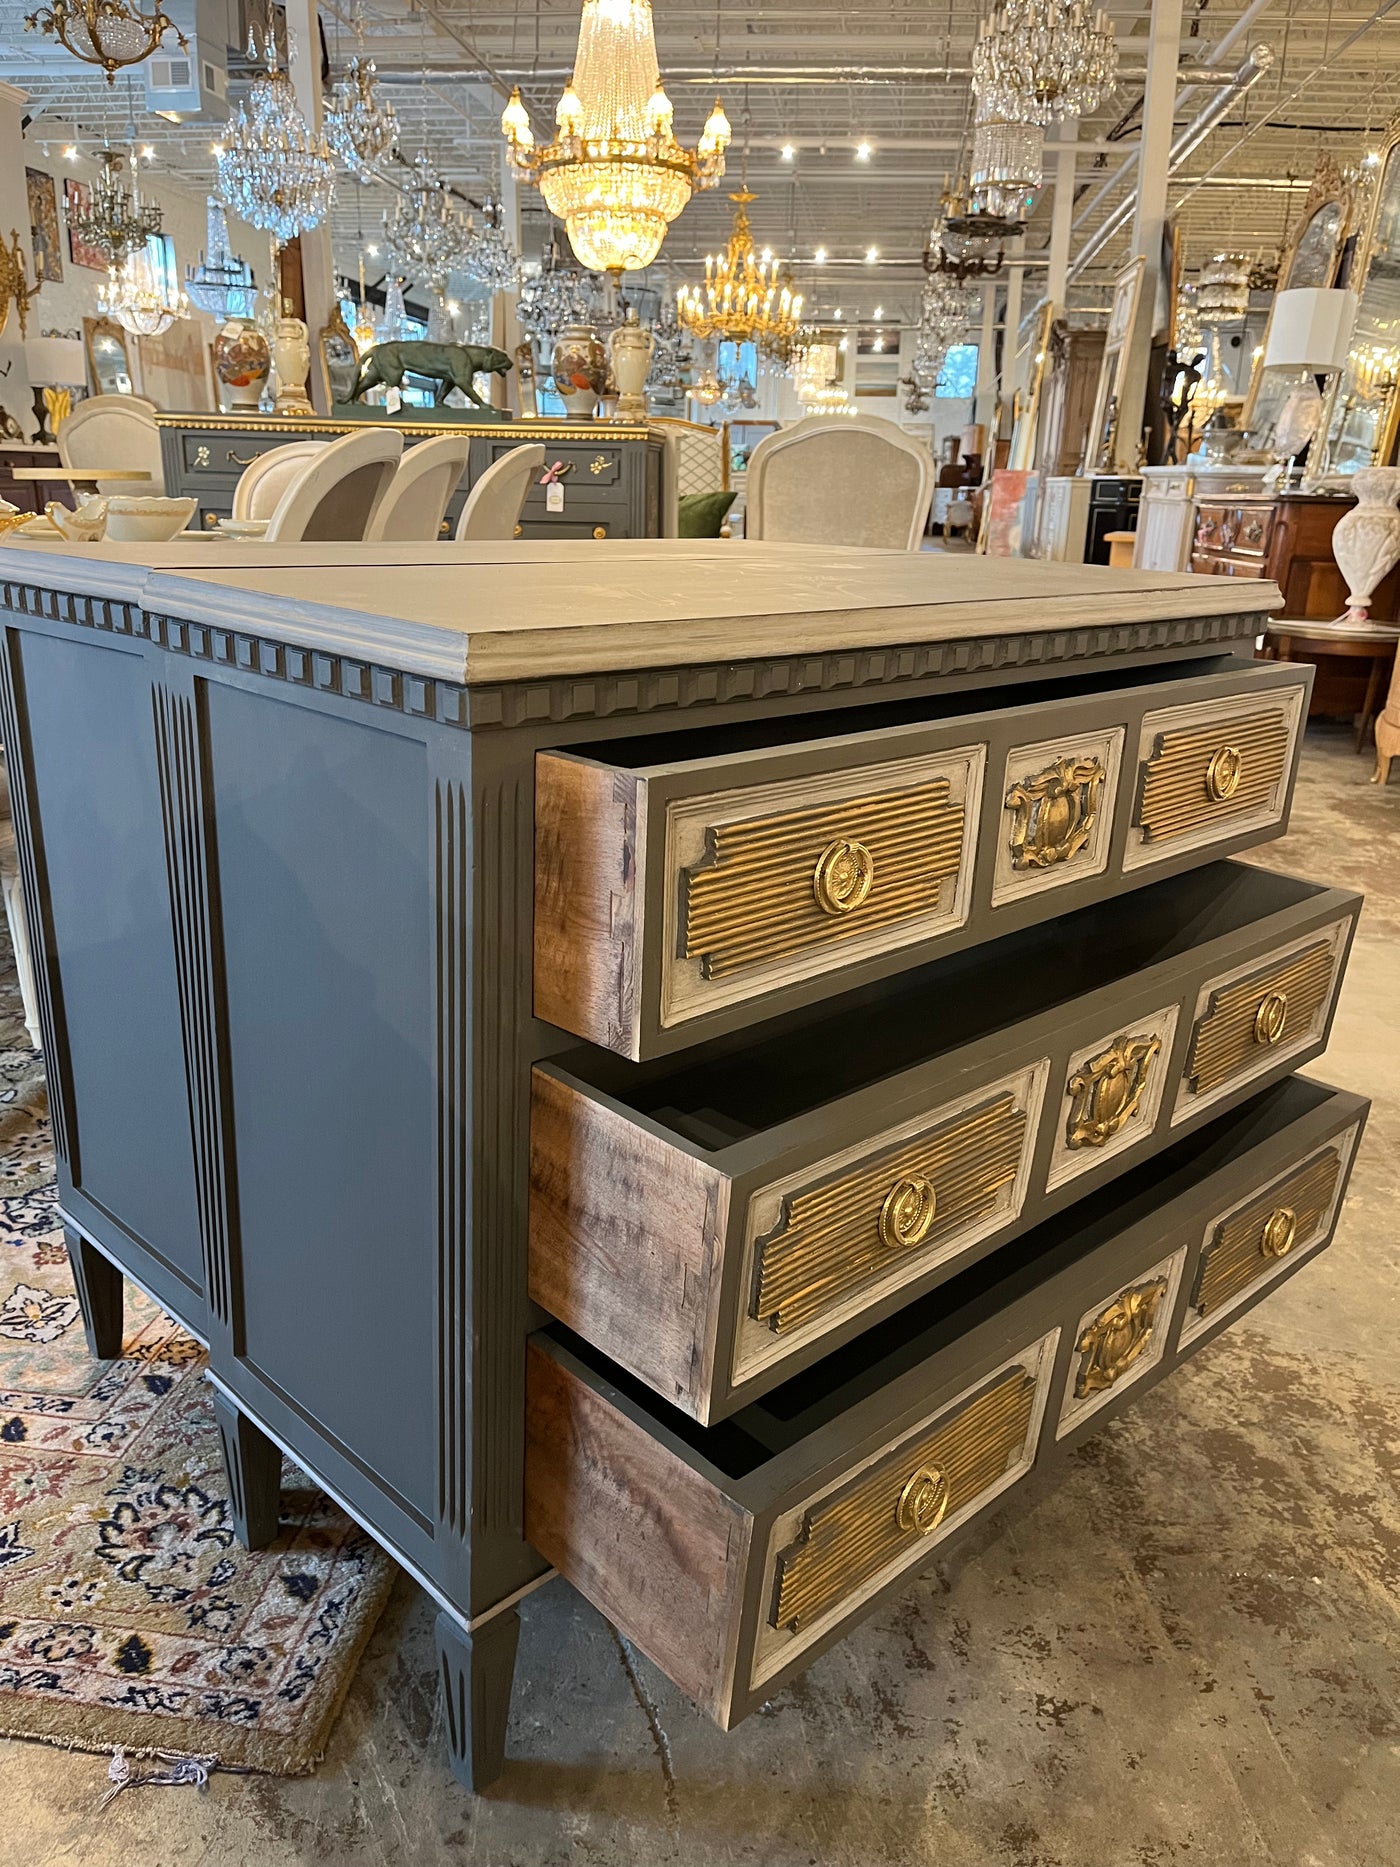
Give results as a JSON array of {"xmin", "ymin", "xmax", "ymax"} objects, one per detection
[
  {"xmin": 103, "ymin": 495, "xmax": 198, "ymax": 544},
  {"xmin": 217, "ymin": 517, "xmax": 270, "ymax": 539}
]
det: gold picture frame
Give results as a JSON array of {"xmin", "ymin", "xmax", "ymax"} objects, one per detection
[
  {"xmin": 1316, "ymin": 121, "xmax": 1400, "ymax": 473},
  {"xmin": 318, "ymin": 304, "xmax": 360, "ymax": 410},
  {"xmin": 82, "ymin": 315, "xmax": 133, "ymax": 395},
  {"xmin": 1008, "ymin": 300, "xmax": 1055, "ymax": 472},
  {"xmin": 1242, "ymin": 152, "xmax": 1358, "ymax": 435},
  {"xmin": 1085, "ymin": 254, "xmax": 1146, "ymax": 473}
]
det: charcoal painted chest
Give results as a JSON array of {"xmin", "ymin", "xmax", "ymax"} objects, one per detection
[{"xmin": 0, "ymin": 538, "xmax": 1366, "ymax": 1786}]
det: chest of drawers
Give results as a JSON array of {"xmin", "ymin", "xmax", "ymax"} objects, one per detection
[{"xmin": 0, "ymin": 540, "xmax": 1364, "ymax": 1792}]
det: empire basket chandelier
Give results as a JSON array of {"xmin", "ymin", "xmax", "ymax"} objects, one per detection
[
  {"xmin": 500, "ymin": 0, "xmax": 732, "ymax": 272},
  {"xmin": 185, "ymin": 198, "xmax": 257, "ymax": 320},
  {"xmin": 25, "ymin": 0, "xmax": 183, "ymax": 82},
  {"xmin": 676, "ymin": 191, "xmax": 804, "ymax": 360}
]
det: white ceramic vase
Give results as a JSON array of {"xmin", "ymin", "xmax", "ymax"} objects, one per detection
[
  {"xmin": 608, "ymin": 310, "xmax": 654, "ymax": 421},
  {"xmin": 1329, "ymin": 466, "xmax": 1400, "ymax": 622},
  {"xmin": 273, "ymin": 317, "xmax": 314, "ymax": 417}
]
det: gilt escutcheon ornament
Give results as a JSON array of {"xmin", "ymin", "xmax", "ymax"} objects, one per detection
[
  {"xmin": 1065, "ymin": 1031, "xmax": 1162, "ymax": 1148},
  {"xmin": 1074, "ymin": 1278, "xmax": 1168, "ymax": 1397},
  {"xmin": 1005, "ymin": 753, "xmax": 1106, "ymax": 871}
]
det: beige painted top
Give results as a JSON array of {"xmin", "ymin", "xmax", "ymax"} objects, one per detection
[{"xmin": 0, "ymin": 538, "xmax": 1281, "ymax": 685}]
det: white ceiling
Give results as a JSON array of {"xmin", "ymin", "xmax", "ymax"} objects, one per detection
[{"xmin": 4, "ymin": 0, "xmax": 1400, "ymax": 326}]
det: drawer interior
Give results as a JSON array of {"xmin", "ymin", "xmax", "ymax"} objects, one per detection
[
  {"xmin": 542, "ymin": 1072, "xmax": 1343, "ymax": 1477},
  {"xmin": 560, "ymin": 863, "xmax": 1337, "ymax": 1147},
  {"xmin": 568, "ymin": 653, "xmax": 1250, "ymax": 771}
]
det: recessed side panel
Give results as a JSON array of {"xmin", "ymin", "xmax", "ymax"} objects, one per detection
[
  {"xmin": 15, "ymin": 629, "xmax": 205, "ymax": 1299},
  {"xmin": 206, "ymin": 682, "xmax": 436, "ymax": 1523}
]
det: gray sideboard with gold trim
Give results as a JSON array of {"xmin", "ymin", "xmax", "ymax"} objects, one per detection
[
  {"xmin": 0, "ymin": 539, "xmax": 1366, "ymax": 1792},
  {"xmin": 156, "ymin": 414, "xmax": 663, "ymax": 539}
]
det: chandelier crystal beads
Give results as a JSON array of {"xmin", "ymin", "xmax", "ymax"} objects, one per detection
[
  {"xmin": 25, "ymin": 0, "xmax": 183, "ymax": 82},
  {"xmin": 972, "ymin": 0, "xmax": 1118, "ymax": 126},
  {"xmin": 217, "ymin": 32, "xmax": 335, "ymax": 246},
  {"xmin": 185, "ymin": 198, "xmax": 257, "ymax": 320},
  {"xmin": 382, "ymin": 154, "xmax": 467, "ymax": 296},
  {"xmin": 325, "ymin": 57, "xmax": 399, "ymax": 181},
  {"xmin": 460, "ymin": 204, "xmax": 522, "ymax": 291},
  {"xmin": 676, "ymin": 192, "xmax": 804, "ymax": 360},
  {"xmin": 517, "ymin": 253, "xmax": 598, "ymax": 343},
  {"xmin": 100, "ymin": 241, "xmax": 189, "ymax": 336},
  {"xmin": 913, "ymin": 272, "xmax": 972, "ymax": 386},
  {"xmin": 501, "ymin": 0, "xmax": 731, "ymax": 272},
  {"xmin": 1196, "ymin": 251, "xmax": 1253, "ymax": 324},
  {"xmin": 68, "ymin": 147, "xmax": 162, "ymax": 268},
  {"xmin": 969, "ymin": 113, "xmax": 1043, "ymax": 222}
]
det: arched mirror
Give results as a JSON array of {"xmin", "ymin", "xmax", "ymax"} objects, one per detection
[
  {"xmin": 1243, "ymin": 156, "xmax": 1356, "ymax": 449},
  {"xmin": 1318, "ymin": 127, "xmax": 1400, "ymax": 472}
]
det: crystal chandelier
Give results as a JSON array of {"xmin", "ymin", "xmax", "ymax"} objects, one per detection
[
  {"xmin": 100, "ymin": 241, "xmax": 189, "ymax": 336},
  {"xmin": 382, "ymin": 154, "xmax": 469, "ymax": 295},
  {"xmin": 647, "ymin": 297, "xmax": 692, "ymax": 389},
  {"xmin": 927, "ymin": 186, "xmax": 1024, "ymax": 284},
  {"xmin": 1197, "ymin": 251, "xmax": 1252, "ymax": 324},
  {"xmin": 325, "ymin": 56, "xmax": 399, "ymax": 182},
  {"xmin": 973, "ymin": 0, "xmax": 1118, "ymax": 126},
  {"xmin": 914, "ymin": 272, "xmax": 971, "ymax": 385},
  {"xmin": 217, "ymin": 27, "xmax": 336, "ymax": 246},
  {"xmin": 500, "ymin": 0, "xmax": 731, "ymax": 272},
  {"xmin": 460, "ymin": 203, "xmax": 522, "ymax": 291},
  {"xmin": 676, "ymin": 192, "xmax": 805, "ymax": 361},
  {"xmin": 25, "ymin": 0, "xmax": 183, "ymax": 82},
  {"xmin": 68, "ymin": 147, "xmax": 162, "ymax": 268},
  {"xmin": 185, "ymin": 198, "xmax": 257, "ymax": 319},
  {"xmin": 517, "ymin": 249, "xmax": 597, "ymax": 342},
  {"xmin": 969, "ymin": 113, "xmax": 1043, "ymax": 222}
]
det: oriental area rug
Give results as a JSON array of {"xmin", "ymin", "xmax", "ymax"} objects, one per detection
[{"xmin": 0, "ymin": 934, "xmax": 397, "ymax": 1773}]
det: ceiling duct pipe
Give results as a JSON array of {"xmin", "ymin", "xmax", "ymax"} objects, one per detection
[{"xmin": 1068, "ymin": 42, "xmax": 1275, "ymax": 281}]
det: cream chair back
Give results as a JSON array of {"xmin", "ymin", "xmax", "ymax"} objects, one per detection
[
  {"xmin": 745, "ymin": 415, "xmax": 934, "ymax": 550},
  {"xmin": 651, "ymin": 418, "xmax": 728, "ymax": 535},
  {"xmin": 232, "ymin": 441, "xmax": 328, "ymax": 522},
  {"xmin": 454, "ymin": 442, "xmax": 545, "ymax": 541},
  {"xmin": 57, "ymin": 394, "xmax": 163, "ymax": 496},
  {"xmin": 365, "ymin": 433, "xmax": 474, "ymax": 542},
  {"xmin": 263, "ymin": 428, "xmax": 404, "ymax": 543}
]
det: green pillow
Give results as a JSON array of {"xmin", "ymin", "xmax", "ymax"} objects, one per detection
[{"xmin": 677, "ymin": 489, "xmax": 737, "ymax": 537}]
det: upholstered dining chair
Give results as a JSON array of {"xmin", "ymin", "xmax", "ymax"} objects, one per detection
[
  {"xmin": 232, "ymin": 441, "xmax": 328, "ymax": 523},
  {"xmin": 744, "ymin": 415, "xmax": 935, "ymax": 550},
  {"xmin": 263, "ymin": 428, "xmax": 404, "ymax": 543},
  {"xmin": 365, "ymin": 433, "xmax": 474, "ymax": 542},
  {"xmin": 454, "ymin": 442, "xmax": 546, "ymax": 541},
  {"xmin": 57, "ymin": 393, "xmax": 163, "ymax": 495}
]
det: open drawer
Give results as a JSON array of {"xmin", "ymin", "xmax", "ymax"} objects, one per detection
[
  {"xmin": 526, "ymin": 1076, "xmax": 1367, "ymax": 1729},
  {"xmin": 530, "ymin": 862, "xmax": 1359, "ymax": 1421},
  {"xmin": 534, "ymin": 656, "xmax": 1310, "ymax": 1058}
]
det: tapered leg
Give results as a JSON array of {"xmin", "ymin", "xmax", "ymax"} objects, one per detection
[
  {"xmin": 210, "ymin": 1388, "xmax": 282, "ymax": 1550},
  {"xmin": 435, "ymin": 1606, "xmax": 520, "ymax": 1793},
  {"xmin": 64, "ymin": 1226, "xmax": 124, "ymax": 1359}
]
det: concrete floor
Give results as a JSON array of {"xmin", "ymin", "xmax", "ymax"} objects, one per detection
[{"xmin": 3, "ymin": 725, "xmax": 1398, "ymax": 1867}]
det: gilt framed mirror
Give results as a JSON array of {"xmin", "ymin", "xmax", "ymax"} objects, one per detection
[
  {"xmin": 1316, "ymin": 128, "xmax": 1400, "ymax": 472},
  {"xmin": 1242, "ymin": 153, "xmax": 1357, "ymax": 438}
]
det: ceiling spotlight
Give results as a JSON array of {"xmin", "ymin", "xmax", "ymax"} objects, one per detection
[
  {"xmin": 447, "ymin": 299, "xmax": 460, "ymax": 314},
  {"xmin": 1365, "ymin": 149, "xmax": 1382, "ymax": 167},
  {"xmin": 855, "ymin": 141, "xmax": 872, "ymax": 161},
  {"xmin": 838, "ymin": 335, "xmax": 848, "ymax": 350},
  {"xmin": 873, "ymin": 304, "xmax": 883, "ymax": 319},
  {"xmin": 140, "ymin": 144, "xmax": 154, "ymax": 160},
  {"xmin": 62, "ymin": 143, "xmax": 78, "ymax": 159},
  {"xmin": 781, "ymin": 143, "xmax": 795, "ymax": 161},
  {"xmin": 366, "ymin": 242, "xmax": 379, "ymax": 256},
  {"xmin": 834, "ymin": 305, "xmax": 843, "ymax": 318},
  {"xmin": 761, "ymin": 247, "xmax": 772, "ymax": 263},
  {"xmin": 210, "ymin": 142, "xmax": 224, "ymax": 156},
  {"xmin": 865, "ymin": 245, "xmax": 878, "ymax": 264},
  {"xmin": 814, "ymin": 245, "xmax": 827, "ymax": 263}
]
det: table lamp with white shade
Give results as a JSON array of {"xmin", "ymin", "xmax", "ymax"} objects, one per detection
[{"xmin": 1256, "ymin": 287, "xmax": 1357, "ymax": 470}]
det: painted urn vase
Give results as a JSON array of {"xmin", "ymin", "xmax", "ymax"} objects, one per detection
[
  {"xmin": 551, "ymin": 322, "xmax": 605, "ymax": 420},
  {"xmin": 608, "ymin": 308, "xmax": 654, "ymax": 421},
  {"xmin": 273, "ymin": 317, "xmax": 314, "ymax": 417},
  {"xmin": 1329, "ymin": 466, "xmax": 1400, "ymax": 622},
  {"xmin": 213, "ymin": 318, "xmax": 272, "ymax": 412}
]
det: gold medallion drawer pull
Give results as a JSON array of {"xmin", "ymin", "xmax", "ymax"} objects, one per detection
[
  {"xmin": 878, "ymin": 1174, "xmax": 937, "ymax": 1250},
  {"xmin": 896, "ymin": 1465, "xmax": 949, "ymax": 1536},
  {"xmin": 1254, "ymin": 989, "xmax": 1288, "ymax": 1045},
  {"xmin": 812, "ymin": 836, "xmax": 875, "ymax": 914},
  {"xmin": 1260, "ymin": 1205, "xmax": 1297, "ymax": 1258},
  {"xmin": 1205, "ymin": 745, "xmax": 1242, "ymax": 801}
]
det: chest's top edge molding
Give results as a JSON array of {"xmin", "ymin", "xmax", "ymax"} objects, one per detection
[{"xmin": 0, "ymin": 543, "xmax": 1281, "ymax": 690}]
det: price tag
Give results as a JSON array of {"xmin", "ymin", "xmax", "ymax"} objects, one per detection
[
  {"xmin": 385, "ymin": 387, "xmax": 402, "ymax": 414},
  {"xmin": 546, "ymin": 480, "xmax": 565, "ymax": 513}
]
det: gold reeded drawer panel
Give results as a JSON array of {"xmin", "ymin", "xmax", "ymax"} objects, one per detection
[
  {"xmin": 750, "ymin": 1090, "xmax": 1030, "ymax": 1339},
  {"xmin": 769, "ymin": 1363, "xmax": 1039, "ymax": 1636},
  {"xmin": 1187, "ymin": 941, "xmax": 1335, "ymax": 1096},
  {"xmin": 1184, "ymin": 1145, "xmax": 1345, "ymax": 1335},
  {"xmin": 681, "ymin": 777, "xmax": 966, "ymax": 981}
]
